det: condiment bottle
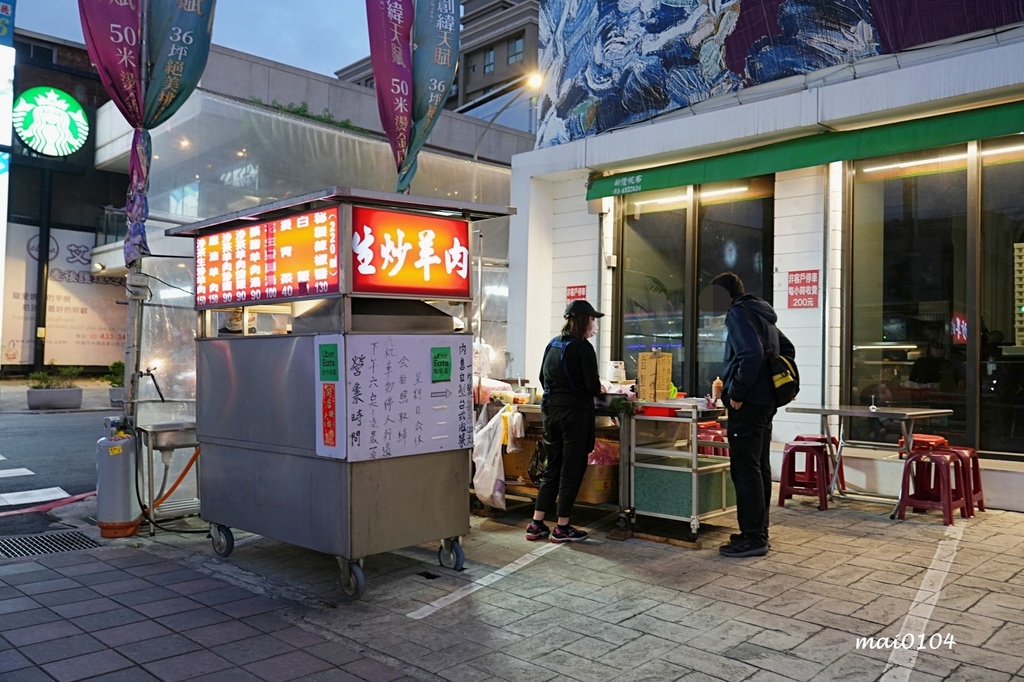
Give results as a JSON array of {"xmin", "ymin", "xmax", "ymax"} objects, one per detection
[{"xmin": 712, "ymin": 376, "xmax": 723, "ymax": 401}]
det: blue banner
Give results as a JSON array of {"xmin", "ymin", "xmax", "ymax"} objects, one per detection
[{"xmin": 0, "ymin": 1, "xmax": 16, "ymax": 48}]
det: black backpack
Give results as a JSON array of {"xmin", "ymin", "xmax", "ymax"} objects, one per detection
[{"xmin": 742, "ymin": 311, "xmax": 799, "ymax": 407}]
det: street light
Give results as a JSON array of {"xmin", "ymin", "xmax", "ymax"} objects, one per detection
[{"xmin": 472, "ymin": 72, "xmax": 543, "ymax": 161}]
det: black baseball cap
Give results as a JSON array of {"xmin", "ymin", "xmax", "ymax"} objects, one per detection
[{"xmin": 564, "ymin": 300, "xmax": 604, "ymax": 319}]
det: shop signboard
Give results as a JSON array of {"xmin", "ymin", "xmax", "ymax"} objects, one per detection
[
  {"xmin": 343, "ymin": 333, "xmax": 473, "ymax": 461},
  {"xmin": 787, "ymin": 269, "xmax": 820, "ymax": 309},
  {"xmin": 193, "ymin": 206, "xmax": 340, "ymax": 309},
  {"xmin": 12, "ymin": 87, "xmax": 89, "ymax": 157},
  {"xmin": 350, "ymin": 205, "xmax": 471, "ymax": 300}
]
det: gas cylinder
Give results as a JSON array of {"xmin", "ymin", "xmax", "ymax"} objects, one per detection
[{"xmin": 96, "ymin": 432, "xmax": 141, "ymax": 538}]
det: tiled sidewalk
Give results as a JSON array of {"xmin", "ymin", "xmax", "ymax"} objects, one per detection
[{"xmin": 0, "ymin": 547, "xmax": 422, "ymax": 681}]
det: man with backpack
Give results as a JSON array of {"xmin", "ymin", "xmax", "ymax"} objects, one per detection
[{"xmin": 710, "ymin": 272, "xmax": 796, "ymax": 558}]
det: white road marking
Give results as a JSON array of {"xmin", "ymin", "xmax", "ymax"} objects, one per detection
[
  {"xmin": 0, "ymin": 487, "xmax": 69, "ymax": 506},
  {"xmin": 407, "ymin": 511, "xmax": 620, "ymax": 620},
  {"xmin": 880, "ymin": 523, "xmax": 964, "ymax": 681},
  {"xmin": 0, "ymin": 468, "xmax": 33, "ymax": 479}
]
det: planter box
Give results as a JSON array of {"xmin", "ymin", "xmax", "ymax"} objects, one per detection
[{"xmin": 27, "ymin": 387, "xmax": 83, "ymax": 410}]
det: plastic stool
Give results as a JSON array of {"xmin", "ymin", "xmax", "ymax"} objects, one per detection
[
  {"xmin": 941, "ymin": 447, "xmax": 985, "ymax": 515},
  {"xmin": 896, "ymin": 451, "xmax": 969, "ymax": 526},
  {"xmin": 698, "ymin": 431, "xmax": 725, "ymax": 456},
  {"xmin": 795, "ymin": 434, "xmax": 845, "ymax": 488},
  {"xmin": 778, "ymin": 442, "xmax": 831, "ymax": 511},
  {"xmin": 897, "ymin": 434, "xmax": 949, "ymax": 451}
]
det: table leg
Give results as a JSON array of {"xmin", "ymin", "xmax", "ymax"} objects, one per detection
[{"xmin": 822, "ymin": 415, "xmax": 841, "ymax": 497}]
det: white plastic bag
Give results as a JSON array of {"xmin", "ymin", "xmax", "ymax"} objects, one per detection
[
  {"xmin": 472, "ymin": 406, "xmax": 507, "ymax": 509},
  {"xmin": 506, "ymin": 410, "xmax": 525, "ymax": 453}
]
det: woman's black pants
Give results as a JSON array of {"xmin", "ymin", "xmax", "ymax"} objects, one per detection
[{"xmin": 535, "ymin": 405, "xmax": 594, "ymax": 519}]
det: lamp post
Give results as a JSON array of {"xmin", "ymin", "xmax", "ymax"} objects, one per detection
[{"xmin": 472, "ymin": 73, "xmax": 543, "ymax": 161}]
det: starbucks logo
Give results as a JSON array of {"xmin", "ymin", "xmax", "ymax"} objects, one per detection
[{"xmin": 13, "ymin": 87, "xmax": 90, "ymax": 157}]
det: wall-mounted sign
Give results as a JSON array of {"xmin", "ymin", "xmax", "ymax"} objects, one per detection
[
  {"xmin": 566, "ymin": 285, "xmax": 587, "ymax": 305},
  {"xmin": 194, "ymin": 206, "xmax": 340, "ymax": 309},
  {"xmin": 13, "ymin": 87, "xmax": 90, "ymax": 157},
  {"xmin": 350, "ymin": 205, "xmax": 470, "ymax": 299},
  {"xmin": 787, "ymin": 269, "xmax": 820, "ymax": 309}
]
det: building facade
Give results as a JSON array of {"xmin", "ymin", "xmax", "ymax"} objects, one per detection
[{"xmin": 508, "ymin": 6, "xmax": 1024, "ymax": 467}]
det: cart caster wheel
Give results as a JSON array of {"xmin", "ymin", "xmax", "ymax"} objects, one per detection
[
  {"xmin": 340, "ymin": 563, "xmax": 365, "ymax": 599},
  {"xmin": 616, "ymin": 515, "xmax": 628, "ymax": 530},
  {"xmin": 210, "ymin": 525, "xmax": 234, "ymax": 558},
  {"xmin": 438, "ymin": 540, "xmax": 464, "ymax": 571}
]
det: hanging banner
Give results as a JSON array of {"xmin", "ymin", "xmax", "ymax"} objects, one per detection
[
  {"xmin": 79, "ymin": 0, "xmax": 217, "ymax": 265},
  {"xmin": 395, "ymin": 0, "xmax": 460, "ymax": 193},
  {"xmin": 0, "ymin": 1, "xmax": 16, "ymax": 48},
  {"xmin": 366, "ymin": 0, "xmax": 414, "ymax": 174}
]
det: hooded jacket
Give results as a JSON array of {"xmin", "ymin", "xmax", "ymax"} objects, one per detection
[{"xmin": 721, "ymin": 293, "xmax": 795, "ymax": 406}]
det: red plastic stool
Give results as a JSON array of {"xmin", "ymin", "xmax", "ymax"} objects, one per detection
[
  {"xmin": 698, "ymin": 420, "xmax": 721, "ymax": 429},
  {"xmin": 778, "ymin": 442, "xmax": 831, "ymax": 511},
  {"xmin": 795, "ymin": 434, "xmax": 845, "ymax": 488},
  {"xmin": 897, "ymin": 434, "xmax": 949, "ymax": 451},
  {"xmin": 940, "ymin": 447, "xmax": 985, "ymax": 516},
  {"xmin": 896, "ymin": 450, "xmax": 969, "ymax": 526},
  {"xmin": 698, "ymin": 431, "xmax": 726, "ymax": 456}
]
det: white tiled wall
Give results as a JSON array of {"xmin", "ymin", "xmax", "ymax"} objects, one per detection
[{"xmin": 773, "ymin": 166, "xmax": 830, "ymax": 442}]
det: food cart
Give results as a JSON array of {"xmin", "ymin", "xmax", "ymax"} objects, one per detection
[{"xmin": 166, "ymin": 187, "xmax": 514, "ymax": 598}]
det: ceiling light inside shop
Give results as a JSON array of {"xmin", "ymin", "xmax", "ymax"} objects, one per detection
[
  {"xmin": 178, "ymin": 138, "xmax": 190, "ymax": 149},
  {"xmin": 862, "ymin": 153, "xmax": 967, "ymax": 173},
  {"xmin": 700, "ymin": 186, "xmax": 749, "ymax": 198}
]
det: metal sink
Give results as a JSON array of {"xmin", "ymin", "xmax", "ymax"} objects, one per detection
[{"xmin": 139, "ymin": 422, "xmax": 198, "ymax": 450}]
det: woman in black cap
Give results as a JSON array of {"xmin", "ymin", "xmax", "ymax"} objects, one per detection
[{"xmin": 527, "ymin": 299, "xmax": 605, "ymax": 542}]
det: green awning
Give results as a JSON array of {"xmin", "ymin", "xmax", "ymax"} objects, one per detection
[{"xmin": 587, "ymin": 98, "xmax": 1024, "ymax": 200}]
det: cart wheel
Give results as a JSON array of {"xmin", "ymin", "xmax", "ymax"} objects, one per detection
[
  {"xmin": 210, "ymin": 525, "xmax": 234, "ymax": 557},
  {"xmin": 616, "ymin": 514, "xmax": 628, "ymax": 530},
  {"xmin": 340, "ymin": 563, "xmax": 365, "ymax": 599},
  {"xmin": 438, "ymin": 540, "xmax": 464, "ymax": 571}
]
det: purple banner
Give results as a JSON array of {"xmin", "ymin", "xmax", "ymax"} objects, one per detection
[
  {"xmin": 78, "ymin": 0, "xmax": 144, "ymax": 126},
  {"xmin": 79, "ymin": 0, "xmax": 217, "ymax": 265},
  {"xmin": 366, "ymin": 0, "xmax": 414, "ymax": 174},
  {"xmin": 395, "ymin": 0, "xmax": 460, "ymax": 193}
]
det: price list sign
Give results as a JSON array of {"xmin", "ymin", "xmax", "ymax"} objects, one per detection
[{"xmin": 194, "ymin": 206, "xmax": 340, "ymax": 308}]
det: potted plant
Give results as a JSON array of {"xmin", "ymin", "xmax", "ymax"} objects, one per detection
[
  {"xmin": 27, "ymin": 365, "xmax": 84, "ymax": 410},
  {"xmin": 103, "ymin": 360, "xmax": 126, "ymax": 406}
]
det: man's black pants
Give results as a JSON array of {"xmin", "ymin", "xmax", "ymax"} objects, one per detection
[{"xmin": 726, "ymin": 401, "xmax": 776, "ymax": 542}]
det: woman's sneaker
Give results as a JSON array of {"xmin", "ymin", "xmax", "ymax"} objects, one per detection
[
  {"xmin": 551, "ymin": 525, "xmax": 588, "ymax": 543},
  {"xmin": 526, "ymin": 521, "xmax": 550, "ymax": 541}
]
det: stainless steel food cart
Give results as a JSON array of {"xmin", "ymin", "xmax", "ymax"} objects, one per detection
[{"xmin": 166, "ymin": 188, "xmax": 514, "ymax": 598}]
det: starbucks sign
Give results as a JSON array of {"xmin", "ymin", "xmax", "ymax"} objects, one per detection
[{"xmin": 13, "ymin": 87, "xmax": 90, "ymax": 157}]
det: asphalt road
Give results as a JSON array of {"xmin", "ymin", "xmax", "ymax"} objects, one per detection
[{"xmin": 0, "ymin": 411, "xmax": 116, "ymax": 536}]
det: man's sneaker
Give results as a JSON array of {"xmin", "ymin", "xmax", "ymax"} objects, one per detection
[
  {"xmin": 551, "ymin": 525, "xmax": 588, "ymax": 543},
  {"xmin": 720, "ymin": 536, "xmax": 768, "ymax": 558},
  {"xmin": 526, "ymin": 521, "xmax": 550, "ymax": 541},
  {"xmin": 731, "ymin": 533, "xmax": 771, "ymax": 549}
]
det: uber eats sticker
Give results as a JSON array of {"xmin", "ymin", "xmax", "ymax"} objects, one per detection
[
  {"xmin": 319, "ymin": 343, "xmax": 339, "ymax": 382},
  {"xmin": 432, "ymin": 347, "xmax": 451, "ymax": 383},
  {"xmin": 13, "ymin": 87, "xmax": 90, "ymax": 157}
]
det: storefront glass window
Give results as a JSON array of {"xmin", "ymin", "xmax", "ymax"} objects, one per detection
[
  {"xmin": 980, "ymin": 135, "xmax": 1024, "ymax": 453},
  {"xmin": 618, "ymin": 177, "xmax": 774, "ymax": 395},
  {"xmin": 696, "ymin": 178, "xmax": 775, "ymax": 396},
  {"xmin": 620, "ymin": 190, "xmax": 687, "ymax": 388},
  {"xmin": 851, "ymin": 146, "xmax": 968, "ymax": 444}
]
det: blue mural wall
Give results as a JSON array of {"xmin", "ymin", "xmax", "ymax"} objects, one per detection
[{"xmin": 537, "ymin": 0, "xmax": 1024, "ymax": 146}]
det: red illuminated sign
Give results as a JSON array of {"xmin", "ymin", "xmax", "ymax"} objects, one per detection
[
  {"xmin": 350, "ymin": 206, "xmax": 471, "ymax": 299},
  {"xmin": 194, "ymin": 206, "xmax": 340, "ymax": 309},
  {"xmin": 787, "ymin": 269, "xmax": 820, "ymax": 309}
]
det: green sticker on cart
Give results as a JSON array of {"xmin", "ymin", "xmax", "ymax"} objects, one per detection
[
  {"xmin": 319, "ymin": 344, "xmax": 339, "ymax": 382},
  {"xmin": 431, "ymin": 347, "xmax": 451, "ymax": 383}
]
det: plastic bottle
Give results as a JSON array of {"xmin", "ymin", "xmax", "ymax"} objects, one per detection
[{"xmin": 712, "ymin": 376, "xmax": 723, "ymax": 401}]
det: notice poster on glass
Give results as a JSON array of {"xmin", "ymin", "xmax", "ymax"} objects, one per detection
[
  {"xmin": 343, "ymin": 334, "xmax": 473, "ymax": 461},
  {"xmin": 2, "ymin": 223, "xmax": 126, "ymax": 365}
]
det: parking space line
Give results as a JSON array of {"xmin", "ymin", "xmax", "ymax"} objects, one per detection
[{"xmin": 880, "ymin": 523, "xmax": 964, "ymax": 681}]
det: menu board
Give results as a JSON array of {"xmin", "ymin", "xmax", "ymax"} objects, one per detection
[
  {"xmin": 195, "ymin": 206, "xmax": 340, "ymax": 309},
  {"xmin": 342, "ymin": 334, "xmax": 473, "ymax": 461}
]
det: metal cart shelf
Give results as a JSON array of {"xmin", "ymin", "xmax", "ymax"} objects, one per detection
[{"xmin": 625, "ymin": 402, "xmax": 735, "ymax": 541}]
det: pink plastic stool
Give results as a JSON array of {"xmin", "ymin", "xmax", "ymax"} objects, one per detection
[{"xmin": 896, "ymin": 450, "xmax": 969, "ymax": 526}]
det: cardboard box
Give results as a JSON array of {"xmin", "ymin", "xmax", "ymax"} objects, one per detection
[
  {"xmin": 503, "ymin": 440, "xmax": 536, "ymax": 483},
  {"xmin": 638, "ymin": 351, "xmax": 673, "ymax": 402},
  {"xmin": 576, "ymin": 464, "xmax": 618, "ymax": 505}
]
